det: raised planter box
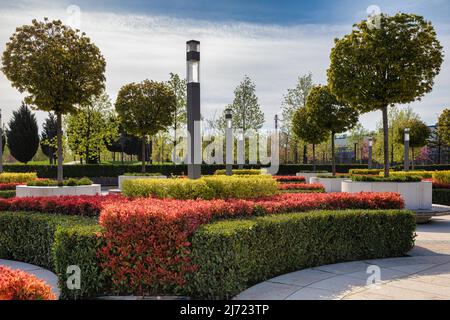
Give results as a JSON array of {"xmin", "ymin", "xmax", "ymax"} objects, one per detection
[
  {"xmin": 16, "ymin": 184, "xmax": 101, "ymax": 198},
  {"xmin": 342, "ymin": 180, "xmax": 432, "ymax": 210},
  {"xmin": 310, "ymin": 177, "xmax": 347, "ymax": 193},
  {"xmin": 296, "ymin": 172, "xmax": 332, "ymax": 184},
  {"xmin": 118, "ymin": 175, "xmax": 167, "ymax": 190}
]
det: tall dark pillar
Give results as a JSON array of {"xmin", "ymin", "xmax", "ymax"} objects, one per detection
[{"xmin": 186, "ymin": 40, "xmax": 201, "ymax": 179}]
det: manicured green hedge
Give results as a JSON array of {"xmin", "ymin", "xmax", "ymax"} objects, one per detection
[
  {"xmin": 54, "ymin": 224, "xmax": 105, "ymax": 300},
  {"xmin": 349, "ymin": 169, "xmax": 383, "ymax": 175},
  {"xmin": 3, "ymin": 164, "xmax": 371, "ymax": 178},
  {"xmin": 352, "ymin": 175, "xmax": 422, "ymax": 182},
  {"xmin": 0, "ymin": 208, "xmax": 416, "ymax": 300},
  {"xmin": 433, "ymin": 171, "xmax": 450, "ymax": 184},
  {"xmin": 27, "ymin": 177, "xmax": 93, "ymax": 187},
  {"xmin": 0, "ymin": 212, "xmax": 101, "ymax": 299},
  {"xmin": 392, "ymin": 165, "xmax": 450, "ymax": 171},
  {"xmin": 122, "ymin": 176, "xmax": 279, "ymax": 199},
  {"xmin": 188, "ymin": 209, "xmax": 416, "ymax": 299},
  {"xmin": 0, "ymin": 190, "xmax": 15, "ymax": 199},
  {"xmin": 433, "ymin": 189, "xmax": 450, "ymax": 206},
  {"xmin": 385, "ymin": 171, "xmax": 433, "ymax": 179}
]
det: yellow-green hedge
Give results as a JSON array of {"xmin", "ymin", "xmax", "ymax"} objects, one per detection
[
  {"xmin": 122, "ymin": 175, "xmax": 279, "ymax": 200},
  {"xmin": 381, "ymin": 171, "xmax": 433, "ymax": 179},
  {"xmin": 433, "ymin": 171, "xmax": 450, "ymax": 184},
  {"xmin": 0, "ymin": 172, "xmax": 37, "ymax": 183},
  {"xmin": 349, "ymin": 169, "xmax": 383, "ymax": 175}
]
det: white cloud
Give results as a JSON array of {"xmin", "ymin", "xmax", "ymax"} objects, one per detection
[{"xmin": 0, "ymin": 3, "xmax": 448, "ymax": 133}]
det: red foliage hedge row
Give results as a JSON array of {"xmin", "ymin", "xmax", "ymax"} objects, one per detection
[
  {"xmin": 273, "ymin": 176, "xmax": 306, "ymax": 183},
  {"xmin": 98, "ymin": 192, "xmax": 404, "ymax": 294},
  {"xmin": 0, "ymin": 266, "xmax": 56, "ymax": 300},
  {"xmin": 0, "ymin": 194, "xmax": 122, "ymax": 217},
  {"xmin": 278, "ymin": 183, "xmax": 325, "ymax": 191},
  {"xmin": 0, "ymin": 183, "xmax": 21, "ymax": 191}
]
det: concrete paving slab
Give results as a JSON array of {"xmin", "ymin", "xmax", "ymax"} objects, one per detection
[
  {"xmin": 234, "ymin": 281, "xmax": 301, "ymax": 300},
  {"xmin": 285, "ymin": 287, "xmax": 340, "ymax": 300},
  {"xmin": 313, "ymin": 261, "xmax": 370, "ymax": 275},
  {"xmin": 269, "ymin": 269, "xmax": 336, "ymax": 287},
  {"xmin": 308, "ymin": 274, "xmax": 368, "ymax": 294}
]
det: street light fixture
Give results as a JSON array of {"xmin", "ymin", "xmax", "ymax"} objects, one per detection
[
  {"xmin": 404, "ymin": 128, "xmax": 410, "ymax": 171},
  {"xmin": 238, "ymin": 130, "xmax": 244, "ymax": 169},
  {"xmin": 225, "ymin": 108, "xmax": 233, "ymax": 176},
  {"xmin": 186, "ymin": 40, "xmax": 201, "ymax": 179},
  {"xmin": 368, "ymin": 137, "xmax": 373, "ymax": 169}
]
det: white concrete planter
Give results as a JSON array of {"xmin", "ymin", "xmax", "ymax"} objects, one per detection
[
  {"xmin": 16, "ymin": 184, "xmax": 101, "ymax": 198},
  {"xmin": 296, "ymin": 172, "xmax": 332, "ymax": 184},
  {"xmin": 341, "ymin": 181, "xmax": 432, "ymax": 210},
  {"xmin": 310, "ymin": 177, "xmax": 347, "ymax": 193},
  {"xmin": 118, "ymin": 175, "xmax": 167, "ymax": 190}
]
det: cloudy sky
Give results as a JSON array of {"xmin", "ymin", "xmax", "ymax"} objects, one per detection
[{"xmin": 0, "ymin": 0, "xmax": 448, "ymax": 131}]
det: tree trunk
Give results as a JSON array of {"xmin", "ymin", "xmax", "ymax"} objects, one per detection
[
  {"xmin": 294, "ymin": 146, "xmax": 298, "ymax": 164},
  {"xmin": 149, "ymin": 139, "xmax": 153, "ymax": 165},
  {"xmin": 360, "ymin": 147, "xmax": 363, "ymax": 164},
  {"xmin": 331, "ymin": 132, "xmax": 336, "ymax": 176},
  {"xmin": 438, "ymin": 143, "xmax": 442, "ymax": 164},
  {"xmin": 56, "ymin": 113, "xmax": 64, "ymax": 182},
  {"xmin": 391, "ymin": 141, "xmax": 394, "ymax": 165},
  {"xmin": 85, "ymin": 148, "xmax": 89, "ymax": 164},
  {"xmin": 312, "ymin": 144, "xmax": 316, "ymax": 172},
  {"xmin": 382, "ymin": 106, "xmax": 390, "ymax": 177},
  {"xmin": 173, "ymin": 119, "xmax": 177, "ymax": 162},
  {"xmin": 284, "ymin": 135, "xmax": 288, "ymax": 164},
  {"xmin": 412, "ymin": 147, "xmax": 415, "ymax": 170},
  {"xmin": 303, "ymin": 144, "xmax": 307, "ymax": 164},
  {"xmin": 141, "ymin": 136, "xmax": 146, "ymax": 173}
]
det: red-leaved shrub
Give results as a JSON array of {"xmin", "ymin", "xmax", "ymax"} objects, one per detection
[
  {"xmin": 98, "ymin": 198, "xmax": 254, "ymax": 294},
  {"xmin": 251, "ymin": 192, "xmax": 404, "ymax": 214},
  {"xmin": 98, "ymin": 192, "xmax": 404, "ymax": 294},
  {"xmin": 0, "ymin": 194, "xmax": 123, "ymax": 217},
  {"xmin": 278, "ymin": 183, "xmax": 325, "ymax": 191},
  {"xmin": 273, "ymin": 176, "xmax": 306, "ymax": 183},
  {"xmin": 0, "ymin": 183, "xmax": 21, "ymax": 191},
  {"xmin": 0, "ymin": 266, "xmax": 56, "ymax": 300}
]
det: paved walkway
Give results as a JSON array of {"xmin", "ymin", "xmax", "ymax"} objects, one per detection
[
  {"xmin": 0, "ymin": 259, "xmax": 60, "ymax": 299},
  {"xmin": 235, "ymin": 215, "xmax": 450, "ymax": 300}
]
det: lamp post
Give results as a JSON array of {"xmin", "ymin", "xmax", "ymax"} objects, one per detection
[
  {"xmin": 404, "ymin": 128, "xmax": 410, "ymax": 172},
  {"xmin": 0, "ymin": 109, "xmax": 3, "ymax": 173},
  {"xmin": 225, "ymin": 108, "xmax": 233, "ymax": 176},
  {"xmin": 237, "ymin": 130, "xmax": 244, "ymax": 169},
  {"xmin": 368, "ymin": 137, "xmax": 373, "ymax": 169},
  {"xmin": 186, "ymin": 40, "xmax": 201, "ymax": 179}
]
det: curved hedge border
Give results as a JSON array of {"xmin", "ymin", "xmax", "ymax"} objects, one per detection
[
  {"xmin": 189, "ymin": 210, "xmax": 416, "ymax": 299},
  {"xmin": 0, "ymin": 208, "xmax": 415, "ymax": 300},
  {"xmin": 0, "ymin": 212, "xmax": 101, "ymax": 299}
]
